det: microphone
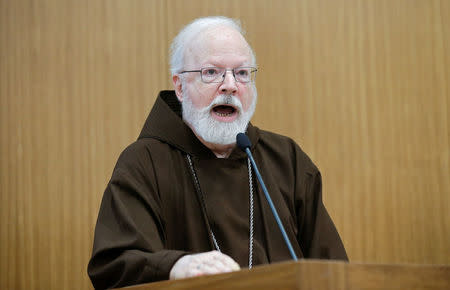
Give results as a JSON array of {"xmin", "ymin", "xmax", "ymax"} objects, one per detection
[{"xmin": 236, "ymin": 133, "xmax": 298, "ymax": 261}]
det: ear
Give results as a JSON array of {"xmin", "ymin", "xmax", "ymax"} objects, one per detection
[{"xmin": 172, "ymin": 75, "xmax": 183, "ymax": 102}]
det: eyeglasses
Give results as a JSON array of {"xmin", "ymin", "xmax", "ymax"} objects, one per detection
[{"xmin": 179, "ymin": 67, "xmax": 258, "ymax": 83}]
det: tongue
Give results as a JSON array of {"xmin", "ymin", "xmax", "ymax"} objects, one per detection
[{"xmin": 214, "ymin": 105, "xmax": 234, "ymax": 115}]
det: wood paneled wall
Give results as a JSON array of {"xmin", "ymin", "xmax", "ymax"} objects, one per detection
[{"xmin": 1, "ymin": 0, "xmax": 449, "ymax": 289}]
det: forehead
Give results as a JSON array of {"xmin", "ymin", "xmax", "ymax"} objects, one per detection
[{"xmin": 184, "ymin": 26, "xmax": 252, "ymax": 68}]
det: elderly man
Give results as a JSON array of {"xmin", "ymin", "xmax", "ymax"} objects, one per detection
[{"xmin": 88, "ymin": 16, "xmax": 347, "ymax": 289}]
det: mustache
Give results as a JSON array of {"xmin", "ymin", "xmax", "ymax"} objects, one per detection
[{"xmin": 207, "ymin": 95, "xmax": 243, "ymax": 112}]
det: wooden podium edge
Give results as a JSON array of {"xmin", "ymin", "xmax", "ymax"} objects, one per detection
[{"xmin": 121, "ymin": 260, "xmax": 450, "ymax": 290}]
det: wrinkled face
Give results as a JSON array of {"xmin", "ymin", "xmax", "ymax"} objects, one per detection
[{"xmin": 173, "ymin": 26, "xmax": 257, "ymax": 145}]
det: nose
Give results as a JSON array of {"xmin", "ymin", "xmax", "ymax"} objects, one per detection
[{"xmin": 219, "ymin": 70, "xmax": 238, "ymax": 94}]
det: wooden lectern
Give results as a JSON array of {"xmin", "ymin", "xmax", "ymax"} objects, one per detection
[{"xmin": 121, "ymin": 260, "xmax": 450, "ymax": 289}]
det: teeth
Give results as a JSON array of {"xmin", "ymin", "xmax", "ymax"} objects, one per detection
[{"xmin": 215, "ymin": 112, "xmax": 233, "ymax": 117}]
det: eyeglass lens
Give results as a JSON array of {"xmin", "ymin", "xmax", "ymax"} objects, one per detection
[{"xmin": 201, "ymin": 67, "xmax": 256, "ymax": 83}]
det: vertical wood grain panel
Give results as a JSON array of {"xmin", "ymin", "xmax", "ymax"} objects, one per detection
[
  {"xmin": 1, "ymin": 0, "xmax": 449, "ymax": 289},
  {"xmin": 0, "ymin": 1, "xmax": 169, "ymax": 289}
]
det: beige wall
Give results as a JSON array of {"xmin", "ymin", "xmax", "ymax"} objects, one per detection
[{"xmin": 1, "ymin": 0, "xmax": 449, "ymax": 289}]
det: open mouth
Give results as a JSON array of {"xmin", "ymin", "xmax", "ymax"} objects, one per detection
[{"xmin": 212, "ymin": 105, "xmax": 238, "ymax": 117}]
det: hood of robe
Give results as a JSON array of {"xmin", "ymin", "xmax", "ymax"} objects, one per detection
[{"xmin": 138, "ymin": 90, "xmax": 260, "ymax": 159}]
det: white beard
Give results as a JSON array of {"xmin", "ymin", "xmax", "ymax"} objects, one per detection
[{"xmin": 181, "ymin": 88, "xmax": 257, "ymax": 145}]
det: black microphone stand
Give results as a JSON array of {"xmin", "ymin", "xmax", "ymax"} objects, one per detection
[{"xmin": 236, "ymin": 133, "xmax": 298, "ymax": 261}]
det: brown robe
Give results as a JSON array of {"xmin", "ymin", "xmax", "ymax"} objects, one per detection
[{"xmin": 88, "ymin": 90, "xmax": 348, "ymax": 289}]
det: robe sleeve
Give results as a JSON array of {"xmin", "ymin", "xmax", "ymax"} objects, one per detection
[
  {"xmin": 87, "ymin": 143, "xmax": 188, "ymax": 289},
  {"xmin": 296, "ymin": 148, "xmax": 348, "ymax": 261}
]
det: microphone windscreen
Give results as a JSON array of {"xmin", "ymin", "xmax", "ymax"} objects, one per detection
[{"xmin": 236, "ymin": 133, "xmax": 252, "ymax": 150}]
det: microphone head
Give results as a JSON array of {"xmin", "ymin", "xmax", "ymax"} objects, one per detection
[{"xmin": 236, "ymin": 133, "xmax": 252, "ymax": 151}]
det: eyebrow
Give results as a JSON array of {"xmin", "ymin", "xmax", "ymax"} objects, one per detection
[{"xmin": 201, "ymin": 62, "xmax": 252, "ymax": 68}]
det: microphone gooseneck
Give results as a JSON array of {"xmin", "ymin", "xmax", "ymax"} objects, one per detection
[{"xmin": 236, "ymin": 133, "xmax": 298, "ymax": 261}]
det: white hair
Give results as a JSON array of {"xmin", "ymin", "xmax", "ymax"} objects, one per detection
[{"xmin": 170, "ymin": 16, "xmax": 256, "ymax": 75}]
